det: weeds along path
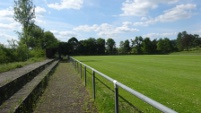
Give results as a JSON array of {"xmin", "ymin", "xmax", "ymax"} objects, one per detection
[{"xmin": 34, "ymin": 61, "xmax": 97, "ymax": 113}]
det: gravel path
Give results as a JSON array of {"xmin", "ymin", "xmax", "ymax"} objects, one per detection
[{"xmin": 34, "ymin": 62, "xmax": 97, "ymax": 113}]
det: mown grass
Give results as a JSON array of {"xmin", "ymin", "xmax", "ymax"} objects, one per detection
[
  {"xmin": 0, "ymin": 57, "xmax": 45, "ymax": 73},
  {"xmin": 74, "ymin": 54, "xmax": 201, "ymax": 113}
]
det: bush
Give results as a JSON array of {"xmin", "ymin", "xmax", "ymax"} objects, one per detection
[{"xmin": 30, "ymin": 48, "xmax": 45, "ymax": 58}]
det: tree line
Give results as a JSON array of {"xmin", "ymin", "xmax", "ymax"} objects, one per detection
[{"xmin": 59, "ymin": 31, "xmax": 201, "ymax": 56}]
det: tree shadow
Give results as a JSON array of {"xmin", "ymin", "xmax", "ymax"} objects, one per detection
[{"xmin": 80, "ymin": 60, "xmax": 101, "ymax": 63}]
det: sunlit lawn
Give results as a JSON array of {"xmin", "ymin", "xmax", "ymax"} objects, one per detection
[{"xmin": 75, "ymin": 55, "xmax": 201, "ymax": 113}]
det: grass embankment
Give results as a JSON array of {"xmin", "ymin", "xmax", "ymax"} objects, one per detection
[
  {"xmin": 75, "ymin": 54, "xmax": 201, "ymax": 113},
  {"xmin": 0, "ymin": 57, "xmax": 45, "ymax": 73}
]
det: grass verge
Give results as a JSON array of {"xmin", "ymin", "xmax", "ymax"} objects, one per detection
[{"xmin": 0, "ymin": 57, "xmax": 45, "ymax": 73}]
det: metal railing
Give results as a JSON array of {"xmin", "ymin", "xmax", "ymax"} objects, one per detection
[{"xmin": 70, "ymin": 57, "xmax": 177, "ymax": 113}]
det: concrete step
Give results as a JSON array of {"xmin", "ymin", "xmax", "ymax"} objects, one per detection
[
  {"xmin": 0, "ymin": 59, "xmax": 54, "ymax": 106},
  {"xmin": 0, "ymin": 60, "xmax": 59, "ymax": 113}
]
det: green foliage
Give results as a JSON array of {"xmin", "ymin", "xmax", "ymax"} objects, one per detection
[
  {"xmin": 43, "ymin": 31, "xmax": 59, "ymax": 49},
  {"xmin": 131, "ymin": 36, "xmax": 143, "ymax": 54},
  {"xmin": 0, "ymin": 44, "xmax": 17, "ymax": 63},
  {"xmin": 96, "ymin": 38, "xmax": 106, "ymax": 54},
  {"xmin": 142, "ymin": 37, "xmax": 152, "ymax": 54},
  {"xmin": 16, "ymin": 44, "xmax": 29, "ymax": 61},
  {"xmin": 0, "ymin": 44, "xmax": 9, "ymax": 64},
  {"xmin": 14, "ymin": 0, "xmax": 36, "ymax": 60},
  {"xmin": 157, "ymin": 38, "xmax": 172, "ymax": 53},
  {"xmin": 106, "ymin": 38, "xmax": 116, "ymax": 54},
  {"xmin": 30, "ymin": 48, "xmax": 45, "ymax": 58},
  {"xmin": 77, "ymin": 38, "xmax": 106, "ymax": 55},
  {"xmin": 119, "ymin": 40, "xmax": 131, "ymax": 54},
  {"xmin": 177, "ymin": 31, "xmax": 201, "ymax": 51},
  {"xmin": 14, "ymin": 0, "xmax": 35, "ymax": 28}
]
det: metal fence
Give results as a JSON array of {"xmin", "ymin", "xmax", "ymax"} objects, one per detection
[{"xmin": 70, "ymin": 57, "xmax": 177, "ymax": 113}]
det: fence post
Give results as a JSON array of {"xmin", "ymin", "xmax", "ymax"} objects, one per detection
[
  {"xmin": 77, "ymin": 62, "xmax": 79, "ymax": 73},
  {"xmin": 75, "ymin": 61, "xmax": 77, "ymax": 70},
  {"xmin": 80, "ymin": 63, "xmax": 82, "ymax": 78},
  {"xmin": 114, "ymin": 80, "xmax": 119, "ymax": 113},
  {"xmin": 84, "ymin": 66, "xmax": 86, "ymax": 86},
  {"xmin": 74, "ymin": 61, "xmax": 76, "ymax": 69},
  {"xmin": 92, "ymin": 69, "xmax": 95, "ymax": 99}
]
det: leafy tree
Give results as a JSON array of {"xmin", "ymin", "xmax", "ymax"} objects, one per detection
[
  {"xmin": 0, "ymin": 44, "xmax": 18, "ymax": 63},
  {"xmin": 124, "ymin": 39, "xmax": 131, "ymax": 54},
  {"xmin": 77, "ymin": 40, "xmax": 86, "ymax": 55},
  {"xmin": 43, "ymin": 31, "xmax": 59, "ymax": 49},
  {"xmin": 14, "ymin": 0, "xmax": 35, "ymax": 60},
  {"xmin": 58, "ymin": 42, "xmax": 69, "ymax": 56},
  {"xmin": 97, "ymin": 38, "xmax": 105, "ymax": 55},
  {"xmin": 0, "ymin": 44, "xmax": 9, "ymax": 64},
  {"xmin": 177, "ymin": 31, "xmax": 200, "ymax": 51},
  {"xmin": 142, "ymin": 37, "xmax": 152, "ymax": 54},
  {"xmin": 131, "ymin": 36, "xmax": 143, "ymax": 54},
  {"xmin": 106, "ymin": 38, "xmax": 116, "ymax": 54},
  {"xmin": 119, "ymin": 40, "xmax": 131, "ymax": 54},
  {"xmin": 193, "ymin": 35, "xmax": 201, "ymax": 47},
  {"xmin": 68, "ymin": 37, "xmax": 79, "ymax": 55},
  {"xmin": 85, "ymin": 38, "xmax": 97, "ymax": 55},
  {"xmin": 157, "ymin": 38, "xmax": 172, "ymax": 53},
  {"xmin": 119, "ymin": 41, "xmax": 124, "ymax": 54},
  {"xmin": 177, "ymin": 32, "xmax": 183, "ymax": 51},
  {"xmin": 28, "ymin": 25, "xmax": 45, "ymax": 49}
]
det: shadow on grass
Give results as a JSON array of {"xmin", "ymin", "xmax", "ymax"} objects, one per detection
[{"xmin": 80, "ymin": 60, "xmax": 101, "ymax": 63}]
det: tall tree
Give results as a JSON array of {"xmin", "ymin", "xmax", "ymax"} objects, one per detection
[
  {"xmin": 68, "ymin": 37, "xmax": 79, "ymax": 55},
  {"xmin": 97, "ymin": 38, "xmax": 105, "ymax": 55},
  {"xmin": 28, "ymin": 25, "xmax": 44, "ymax": 49},
  {"xmin": 124, "ymin": 39, "xmax": 131, "ymax": 54},
  {"xmin": 119, "ymin": 41, "xmax": 124, "ymax": 54},
  {"xmin": 177, "ymin": 32, "xmax": 183, "ymax": 51},
  {"xmin": 157, "ymin": 38, "xmax": 172, "ymax": 53},
  {"xmin": 86, "ymin": 38, "xmax": 97, "ymax": 55},
  {"xmin": 106, "ymin": 38, "xmax": 116, "ymax": 54},
  {"xmin": 177, "ymin": 31, "xmax": 197, "ymax": 51},
  {"xmin": 131, "ymin": 36, "xmax": 143, "ymax": 54},
  {"xmin": 43, "ymin": 31, "xmax": 59, "ymax": 49},
  {"xmin": 14, "ymin": 0, "xmax": 35, "ymax": 59},
  {"xmin": 142, "ymin": 37, "xmax": 152, "ymax": 54}
]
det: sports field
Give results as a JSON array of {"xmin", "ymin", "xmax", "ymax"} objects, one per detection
[{"xmin": 74, "ymin": 55, "xmax": 201, "ymax": 113}]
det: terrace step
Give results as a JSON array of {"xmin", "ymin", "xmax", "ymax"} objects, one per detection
[
  {"xmin": 0, "ymin": 59, "xmax": 54, "ymax": 106},
  {"xmin": 0, "ymin": 60, "xmax": 59, "ymax": 113}
]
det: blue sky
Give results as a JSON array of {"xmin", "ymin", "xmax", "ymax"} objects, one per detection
[{"xmin": 0, "ymin": 0, "xmax": 201, "ymax": 46}]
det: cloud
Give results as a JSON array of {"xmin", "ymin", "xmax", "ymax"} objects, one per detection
[
  {"xmin": 0, "ymin": 23, "xmax": 20, "ymax": 29},
  {"xmin": 0, "ymin": 33, "xmax": 18, "ymax": 45},
  {"xmin": 74, "ymin": 22, "xmax": 139, "ymax": 37},
  {"xmin": 156, "ymin": 4, "xmax": 196, "ymax": 22},
  {"xmin": 0, "ymin": 7, "xmax": 13, "ymax": 17},
  {"xmin": 0, "ymin": 7, "xmax": 14, "ymax": 22},
  {"xmin": 35, "ymin": 6, "xmax": 46, "ymax": 15},
  {"xmin": 143, "ymin": 32, "xmax": 177, "ymax": 39},
  {"xmin": 0, "ymin": 7, "xmax": 22, "ymax": 32},
  {"xmin": 47, "ymin": 0, "xmax": 83, "ymax": 10},
  {"xmin": 51, "ymin": 30, "xmax": 77, "ymax": 41},
  {"xmin": 120, "ymin": 0, "xmax": 179, "ymax": 16},
  {"xmin": 73, "ymin": 24, "xmax": 98, "ymax": 32},
  {"xmin": 34, "ymin": 7, "xmax": 47, "ymax": 24},
  {"xmin": 132, "ymin": 4, "xmax": 196, "ymax": 26}
]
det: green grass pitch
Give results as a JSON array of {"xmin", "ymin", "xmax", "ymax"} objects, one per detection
[{"xmin": 74, "ymin": 55, "xmax": 201, "ymax": 113}]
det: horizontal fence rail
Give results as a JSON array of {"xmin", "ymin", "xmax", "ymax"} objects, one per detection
[{"xmin": 70, "ymin": 57, "xmax": 177, "ymax": 113}]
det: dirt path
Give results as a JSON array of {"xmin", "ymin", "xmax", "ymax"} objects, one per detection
[{"xmin": 34, "ymin": 62, "xmax": 97, "ymax": 113}]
